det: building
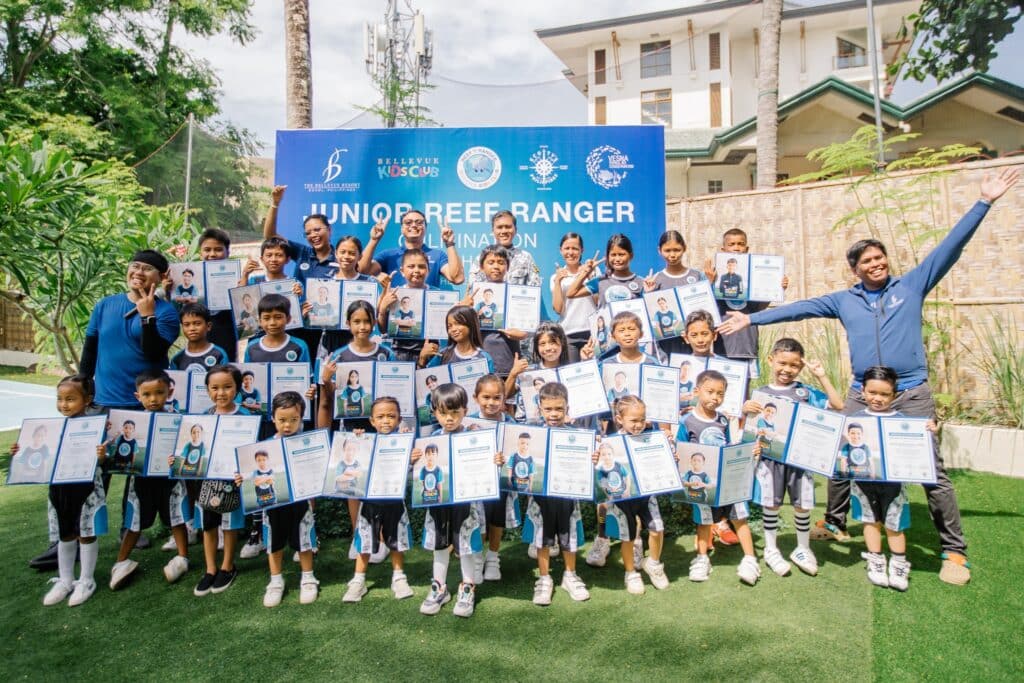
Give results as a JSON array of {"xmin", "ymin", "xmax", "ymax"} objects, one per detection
[{"xmin": 537, "ymin": 0, "xmax": 1024, "ymax": 197}]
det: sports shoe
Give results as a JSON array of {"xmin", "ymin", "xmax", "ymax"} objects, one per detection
[
  {"xmin": 68, "ymin": 579, "xmax": 96, "ymax": 607},
  {"xmin": 641, "ymin": 557, "xmax": 670, "ymax": 590},
  {"xmin": 210, "ymin": 567, "xmax": 237, "ymax": 594},
  {"xmin": 689, "ymin": 554, "xmax": 712, "ymax": 582},
  {"xmin": 632, "ymin": 535, "xmax": 644, "ymax": 568},
  {"xmin": 533, "ymin": 575, "xmax": 554, "ymax": 606},
  {"xmin": 163, "ymin": 555, "xmax": 189, "ymax": 583},
  {"xmin": 483, "ymin": 554, "xmax": 501, "ymax": 581},
  {"xmin": 299, "ymin": 576, "xmax": 320, "ymax": 604},
  {"xmin": 419, "ymin": 580, "xmax": 450, "ymax": 615},
  {"xmin": 549, "ymin": 543, "xmax": 560, "ymax": 558},
  {"xmin": 193, "ymin": 572, "xmax": 216, "ymax": 597},
  {"xmin": 790, "ymin": 547, "xmax": 819, "ymax": 576},
  {"xmin": 713, "ymin": 521, "xmax": 739, "ymax": 545},
  {"xmin": 134, "ymin": 534, "xmax": 151, "ymax": 550},
  {"xmin": 161, "ymin": 536, "xmax": 177, "ymax": 552},
  {"xmin": 624, "ymin": 570, "xmax": 645, "ymax": 595},
  {"xmin": 586, "ymin": 537, "xmax": 610, "ymax": 567},
  {"xmin": 939, "ymin": 552, "xmax": 971, "ymax": 585},
  {"xmin": 109, "ymin": 559, "xmax": 139, "ymax": 590},
  {"xmin": 527, "ymin": 544, "xmax": 538, "ymax": 560},
  {"xmin": 737, "ymin": 555, "xmax": 761, "ymax": 586},
  {"xmin": 43, "ymin": 578, "xmax": 73, "ymax": 606},
  {"xmin": 561, "ymin": 572, "xmax": 591, "ymax": 601},
  {"xmin": 452, "ymin": 582, "xmax": 476, "ymax": 617},
  {"xmin": 369, "ymin": 545, "xmax": 390, "ymax": 565},
  {"xmin": 865, "ymin": 552, "xmax": 889, "ymax": 587},
  {"xmin": 29, "ymin": 542, "xmax": 60, "ymax": 571},
  {"xmin": 263, "ymin": 581, "xmax": 285, "ymax": 607},
  {"xmin": 342, "ymin": 576, "xmax": 368, "ymax": 603},
  {"xmin": 888, "ymin": 556, "xmax": 911, "ymax": 592},
  {"xmin": 764, "ymin": 548, "xmax": 792, "ymax": 577},
  {"xmin": 811, "ymin": 519, "xmax": 851, "ymax": 543},
  {"xmin": 240, "ymin": 528, "xmax": 264, "ymax": 559},
  {"xmin": 391, "ymin": 572, "xmax": 414, "ymax": 600}
]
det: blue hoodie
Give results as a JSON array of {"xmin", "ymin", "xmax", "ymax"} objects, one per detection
[{"xmin": 749, "ymin": 200, "xmax": 991, "ymax": 391}]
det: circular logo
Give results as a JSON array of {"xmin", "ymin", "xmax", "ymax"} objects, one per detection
[
  {"xmin": 850, "ymin": 447, "xmax": 868, "ymax": 466},
  {"xmin": 118, "ymin": 443, "xmax": 132, "ymax": 456},
  {"xmin": 627, "ymin": 281, "xmax": 640, "ymax": 292},
  {"xmin": 299, "ymin": 263, "xmax": 310, "ymax": 271},
  {"xmin": 607, "ymin": 471, "xmax": 623, "ymax": 489},
  {"xmin": 456, "ymin": 146, "xmax": 502, "ymax": 190},
  {"xmin": 604, "ymin": 284, "xmax": 632, "ymax": 303},
  {"xmin": 795, "ymin": 387, "xmax": 809, "ymax": 398},
  {"xmin": 424, "ymin": 473, "xmax": 437, "ymax": 489},
  {"xmin": 28, "ymin": 451, "xmax": 43, "ymax": 469},
  {"xmin": 585, "ymin": 145, "xmax": 633, "ymax": 189},
  {"xmin": 699, "ymin": 429, "xmax": 728, "ymax": 447},
  {"xmin": 726, "ymin": 299, "xmax": 746, "ymax": 310},
  {"xmin": 204, "ymin": 355, "xmax": 216, "ymax": 367},
  {"xmin": 286, "ymin": 350, "xmax": 298, "ymax": 361},
  {"xmin": 686, "ymin": 275, "xmax": 697, "ymax": 284},
  {"xmin": 187, "ymin": 448, "xmax": 200, "ymax": 465},
  {"xmin": 514, "ymin": 461, "xmax": 530, "ymax": 478},
  {"xmin": 350, "ymin": 390, "xmax": 362, "ymax": 402}
]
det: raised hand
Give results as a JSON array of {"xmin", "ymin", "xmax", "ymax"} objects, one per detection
[
  {"xmin": 805, "ymin": 358, "xmax": 826, "ymax": 379},
  {"xmin": 716, "ymin": 311, "xmax": 750, "ymax": 336},
  {"xmin": 370, "ymin": 219, "xmax": 387, "ymax": 241},
  {"xmin": 980, "ymin": 166, "xmax": 1020, "ymax": 203},
  {"xmin": 643, "ymin": 268, "xmax": 657, "ymax": 292},
  {"xmin": 703, "ymin": 257, "xmax": 717, "ymax": 282},
  {"xmin": 136, "ymin": 283, "xmax": 158, "ymax": 317},
  {"xmin": 441, "ymin": 222, "xmax": 456, "ymax": 247},
  {"xmin": 271, "ymin": 185, "xmax": 287, "ymax": 205}
]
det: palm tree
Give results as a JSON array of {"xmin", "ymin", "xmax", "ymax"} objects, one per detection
[
  {"xmin": 284, "ymin": 0, "xmax": 313, "ymax": 128},
  {"xmin": 756, "ymin": 0, "xmax": 782, "ymax": 188}
]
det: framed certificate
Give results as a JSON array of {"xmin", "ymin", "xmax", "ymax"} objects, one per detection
[
  {"xmin": 229, "ymin": 284, "xmax": 263, "ymax": 340},
  {"xmin": 674, "ymin": 441, "xmax": 756, "ymax": 506},
  {"xmin": 364, "ymin": 432, "xmax": 415, "ymax": 500},
  {"xmin": 450, "ymin": 429, "xmax": 499, "ymax": 504},
  {"xmin": 625, "ymin": 431, "xmax": 683, "ymax": 496},
  {"xmin": 424, "ymin": 290, "xmax": 460, "ymax": 339},
  {"xmin": 236, "ymin": 439, "xmax": 293, "ymax": 513},
  {"xmin": 545, "ymin": 427, "xmax": 596, "ymax": 500},
  {"xmin": 786, "ymin": 404, "xmax": 847, "ymax": 477},
  {"xmin": 608, "ymin": 298, "xmax": 655, "ymax": 343},
  {"xmin": 504, "ymin": 284, "xmax": 542, "ymax": 330},
  {"xmin": 306, "ymin": 278, "xmax": 342, "ymax": 328},
  {"xmin": 742, "ymin": 390, "xmax": 799, "ymax": 465},
  {"xmin": 168, "ymin": 261, "xmax": 205, "ymax": 308},
  {"xmin": 270, "ymin": 362, "xmax": 312, "ymax": 420},
  {"xmin": 7, "ymin": 417, "xmax": 65, "ymax": 485},
  {"xmin": 387, "ymin": 287, "xmax": 425, "ymax": 339},
  {"xmin": 204, "ymin": 259, "xmax": 242, "ymax": 312},
  {"xmin": 281, "ymin": 429, "xmax": 332, "ymax": 501},
  {"xmin": 557, "ymin": 360, "xmax": 610, "ymax": 419},
  {"xmin": 706, "ymin": 357, "xmax": 750, "ymax": 418},
  {"xmin": 103, "ymin": 410, "xmax": 151, "ymax": 476},
  {"xmin": 143, "ymin": 413, "xmax": 184, "ymax": 477},
  {"xmin": 748, "ymin": 254, "xmax": 785, "ymax": 302},
  {"xmin": 374, "ymin": 362, "xmax": 416, "ymax": 418},
  {"xmin": 639, "ymin": 364, "xmax": 680, "ymax": 425},
  {"xmin": 713, "ymin": 252, "xmax": 785, "ymax": 303},
  {"xmin": 339, "ymin": 279, "xmax": 380, "ymax": 330},
  {"xmin": 206, "ymin": 415, "xmax": 261, "ymax": 481},
  {"xmin": 601, "ymin": 362, "xmax": 641, "ymax": 409},
  {"xmin": 676, "ymin": 280, "xmax": 722, "ymax": 326},
  {"xmin": 878, "ymin": 417, "xmax": 937, "ymax": 484},
  {"xmin": 50, "ymin": 415, "xmax": 107, "ymax": 485},
  {"xmin": 472, "ymin": 282, "xmax": 506, "ymax": 332},
  {"xmin": 259, "ymin": 279, "xmax": 304, "ymax": 330}
]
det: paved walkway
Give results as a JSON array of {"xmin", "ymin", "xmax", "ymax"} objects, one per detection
[{"xmin": 0, "ymin": 380, "xmax": 58, "ymax": 431}]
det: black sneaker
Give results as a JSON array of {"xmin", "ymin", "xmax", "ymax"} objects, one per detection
[
  {"xmin": 29, "ymin": 542, "xmax": 61, "ymax": 571},
  {"xmin": 210, "ymin": 567, "xmax": 237, "ymax": 594},
  {"xmin": 194, "ymin": 572, "xmax": 216, "ymax": 597},
  {"xmin": 135, "ymin": 534, "xmax": 151, "ymax": 550}
]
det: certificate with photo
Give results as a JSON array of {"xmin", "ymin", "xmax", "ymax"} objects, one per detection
[
  {"xmin": 339, "ymin": 279, "xmax": 380, "ymax": 330},
  {"xmin": 608, "ymin": 298, "xmax": 655, "ymax": 343},
  {"xmin": 668, "ymin": 355, "xmax": 706, "ymax": 407},
  {"xmin": 639, "ymin": 364, "xmax": 681, "ymax": 425},
  {"xmin": 334, "ymin": 360, "xmax": 375, "ymax": 419},
  {"xmin": 517, "ymin": 367, "xmax": 558, "ymax": 423},
  {"xmin": 50, "ymin": 415, "xmax": 107, "ymax": 485},
  {"xmin": 747, "ymin": 254, "xmax": 785, "ymax": 302},
  {"xmin": 323, "ymin": 432, "xmax": 375, "ymax": 498},
  {"xmin": 206, "ymin": 415, "xmax": 261, "ymax": 481},
  {"xmin": 449, "ymin": 358, "xmax": 491, "ymax": 416},
  {"xmin": 545, "ymin": 427, "xmax": 596, "ymax": 500},
  {"xmin": 674, "ymin": 441, "xmax": 756, "ymax": 507},
  {"xmin": 374, "ymin": 361, "xmax": 416, "ymax": 418},
  {"xmin": 557, "ymin": 360, "xmax": 610, "ymax": 419},
  {"xmin": 204, "ymin": 259, "xmax": 242, "ymax": 312},
  {"xmin": 714, "ymin": 252, "xmax": 750, "ymax": 301},
  {"xmin": 643, "ymin": 290, "xmax": 685, "ymax": 341},
  {"xmin": 411, "ymin": 435, "xmax": 452, "ymax": 507},
  {"xmin": 462, "ymin": 417, "xmax": 500, "ymax": 435},
  {"xmin": 472, "ymin": 282, "xmax": 506, "ymax": 331},
  {"xmin": 593, "ymin": 436, "xmax": 640, "ymax": 504},
  {"xmin": 169, "ymin": 415, "xmax": 219, "ymax": 479},
  {"xmin": 415, "ymin": 368, "xmax": 442, "ymax": 426},
  {"xmin": 499, "ymin": 423, "xmax": 548, "ymax": 496},
  {"xmin": 834, "ymin": 414, "xmax": 882, "ymax": 481},
  {"xmin": 143, "ymin": 413, "xmax": 184, "ymax": 477},
  {"xmin": 185, "ymin": 369, "xmax": 214, "ymax": 415},
  {"xmin": 231, "ymin": 362, "xmax": 269, "ymax": 417},
  {"xmin": 269, "ymin": 362, "xmax": 312, "ymax": 420},
  {"xmin": 7, "ymin": 417, "xmax": 65, "ymax": 485},
  {"xmin": 676, "ymin": 280, "xmax": 723, "ymax": 326},
  {"xmin": 306, "ymin": 278, "xmax": 341, "ymax": 328},
  {"xmin": 589, "ymin": 307, "xmax": 616, "ymax": 357},
  {"xmin": 364, "ymin": 432, "xmax": 415, "ymax": 500},
  {"xmin": 601, "ymin": 362, "xmax": 641, "ymax": 408},
  {"xmin": 165, "ymin": 369, "xmax": 188, "ymax": 414},
  {"xmin": 168, "ymin": 261, "xmax": 205, "ymax": 308},
  {"xmin": 229, "ymin": 284, "xmax": 263, "ymax": 340},
  {"xmin": 878, "ymin": 417, "xmax": 937, "ymax": 484},
  {"xmin": 625, "ymin": 431, "xmax": 684, "ymax": 496},
  {"xmin": 742, "ymin": 390, "xmax": 799, "ymax": 464},
  {"xmin": 103, "ymin": 409, "xmax": 151, "ymax": 476},
  {"xmin": 450, "ymin": 429, "xmax": 499, "ymax": 504},
  {"xmin": 786, "ymin": 403, "xmax": 847, "ymax": 477},
  {"xmin": 387, "ymin": 287, "xmax": 425, "ymax": 339},
  {"xmin": 258, "ymin": 279, "xmax": 304, "ymax": 330},
  {"xmin": 236, "ymin": 438, "xmax": 293, "ymax": 513},
  {"xmin": 281, "ymin": 429, "xmax": 332, "ymax": 502},
  {"xmin": 504, "ymin": 284, "xmax": 542, "ymax": 330},
  {"xmin": 424, "ymin": 290, "xmax": 460, "ymax": 339},
  {"xmin": 706, "ymin": 356, "xmax": 750, "ymax": 417}
]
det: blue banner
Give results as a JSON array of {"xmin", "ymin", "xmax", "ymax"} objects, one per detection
[{"xmin": 274, "ymin": 126, "xmax": 666, "ymax": 311}]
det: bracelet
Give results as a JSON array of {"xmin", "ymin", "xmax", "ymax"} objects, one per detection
[
  {"xmin": 271, "ymin": 204, "xmax": 280, "ymax": 209},
  {"xmin": 443, "ymin": 241, "xmax": 456, "ymax": 248}
]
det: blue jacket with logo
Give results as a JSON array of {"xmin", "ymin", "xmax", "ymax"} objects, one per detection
[{"xmin": 749, "ymin": 200, "xmax": 991, "ymax": 390}]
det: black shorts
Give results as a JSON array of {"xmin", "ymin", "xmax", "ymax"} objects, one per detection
[
  {"xmin": 129, "ymin": 476, "xmax": 173, "ymax": 530},
  {"xmin": 265, "ymin": 501, "xmax": 314, "ymax": 553},
  {"xmin": 533, "ymin": 496, "xmax": 578, "ymax": 549},
  {"xmin": 483, "ymin": 490, "xmax": 514, "ymax": 528},
  {"xmin": 611, "ymin": 497, "xmax": 662, "ymax": 539},
  {"xmin": 359, "ymin": 501, "xmax": 408, "ymax": 553},
  {"xmin": 49, "ymin": 482, "xmax": 96, "ymax": 539},
  {"xmin": 423, "ymin": 503, "xmax": 475, "ymax": 551}
]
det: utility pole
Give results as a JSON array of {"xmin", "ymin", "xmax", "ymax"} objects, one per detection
[
  {"xmin": 183, "ymin": 112, "xmax": 194, "ymax": 228},
  {"xmin": 364, "ymin": 0, "xmax": 433, "ymax": 128},
  {"xmin": 866, "ymin": 0, "xmax": 887, "ymax": 167}
]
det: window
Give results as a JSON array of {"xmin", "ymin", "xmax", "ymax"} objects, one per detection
[
  {"xmin": 708, "ymin": 180, "xmax": 723, "ymax": 194},
  {"xmin": 709, "ymin": 32, "xmax": 721, "ymax": 70},
  {"xmin": 595, "ymin": 96, "xmax": 607, "ymax": 125},
  {"xmin": 776, "ymin": 173, "xmax": 789, "ymax": 183},
  {"xmin": 709, "ymin": 82, "xmax": 722, "ymax": 127},
  {"xmin": 594, "ymin": 49, "xmax": 606, "ymax": 85},
  {"xmin": 641, "ymin": 40, "xmax": 671, "ymax": 78},
  {"xmin": 836, "ymin": 37, "xmax": 867, "ymax": 69},
  {"xmin": 641, "ymin": 89, "xmax": 672, "ymax": 127}
]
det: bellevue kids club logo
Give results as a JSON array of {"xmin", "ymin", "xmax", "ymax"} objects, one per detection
[{"xmin": 377, "ymin": 156, "xmax": 440, "ymax": 179}]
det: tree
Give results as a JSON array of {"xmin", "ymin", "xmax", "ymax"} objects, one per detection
[
  {"xmin": 284, "ymin": 0, "xmax": 313, "ymax": 128},
  {"xmin": 893, "ymin": 0, "xmax": 1024, "ymax": 82},
  {"xmin": 755, "ymin": 0, "xmax": 783, "ymax": 188}
]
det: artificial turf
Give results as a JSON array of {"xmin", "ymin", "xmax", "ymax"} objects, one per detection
[{"xmin": 0, "ymin": 430, "xmax": 1020, "ymax": 681}]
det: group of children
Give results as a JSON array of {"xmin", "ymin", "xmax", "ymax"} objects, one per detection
[{"xmin": 16, "ymin": 220, "xmax": 922, "ymax": 614}]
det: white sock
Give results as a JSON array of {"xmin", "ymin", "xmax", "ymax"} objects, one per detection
[
  {"xmin": 57, "ymin": 540, "xmax": 76, "ymax": 587},
  {"xmin": 353, "ymin": 571, "xmax": 366, "ymax": 581},
  {"xmin": 392, "ymin": 569, "xmax": 405, "ymax": 579},
  {"xmin": 486, "ymin": 549, "xmax": 498, "ymax": 561},
  {"xmin": 301, "ymin": 571, "xmax": 315, "ymax": 583},
  {"xmin": 432, "ymin": 549, "xmax": 449, "ymax": 585},
  {"xmin": 762, "ymin": 509, "xmax": 780, "ymax": 552},
  {"xmin": 79, "ymin": 541, "xmax": 98, "ymax": 583},
  {"xmin": 460, "ymin": 552, "xmax": 479, "ymax": 584},
  {"xmin": 794, "ymin": 510, "xmax": 811, "ymax": 549},
  {"xmin": 269, "ymin": 573, "xmax": 284, "ymax": 587},
  {"xmin": 563, "ymin": 569, "xmax": 576, "ymax": 578}
]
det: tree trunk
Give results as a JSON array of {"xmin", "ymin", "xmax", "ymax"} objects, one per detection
[
  {"xmin": 756, "ymin": 0, "xmax": 782, "ymax": 188},
  {"xmin": 284, "ymin": 0, "xmax": 313, "ymax": 128}
]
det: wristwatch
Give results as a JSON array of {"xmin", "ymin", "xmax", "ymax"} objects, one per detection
[{"xmin": 141, "ymin": 315, "xmax": 156, "ymax": 324}]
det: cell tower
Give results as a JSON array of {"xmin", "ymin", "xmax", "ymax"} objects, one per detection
[{"xmin": 364, "ymin": 0, "xmax": 434, "ymax": 128}]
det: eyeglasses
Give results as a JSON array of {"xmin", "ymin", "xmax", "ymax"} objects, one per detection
[
  {"xmin": 128, "ymin": 262, "xmax": 159, "ymax": 275},
  {"xmin": 402, "ymin": 219, "xmax": 425, "ymax": 227}
]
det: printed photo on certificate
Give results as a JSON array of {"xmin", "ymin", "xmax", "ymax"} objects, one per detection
[
  {"xmin": 7, "ymin": 417, "xmax": 64, "ymax": 485},
  {"xmin": 169, "ymin": 415, "xmax": 218, "ymax": 479},
  {"xmin": 669, "ymin": 354, "xmax": 707, "ymax": 407},
  {"xmin": 601, "ymin": 363, "xmax": 640, "ymax": 408},
  {"xmin": 836, "ymin": 415, "xmax": 883, "ymax": 481},
  {"xmin": 473, "ymin": 282, "xmax": 506, "ymax": 332},
  {"xmin": 103, "ymin": 410, "xmax": 150, "ymax": 476},
  {"xmin": 706, "ymin": 357, "xmax": 749, "ymax": 417},
  {"xmin": 334, "ymin": 361, "xmax": 374, "ymax": 419},
  {"xmin": 236, "ymin": 439, "xmax": 292, "ymax": 513},
  {"xmin": 229, "ymin": 284, "xmax": 262, "ymax": 339},
  {"xmin": 742, "ymin": 390, "xmax": 798, "ymax": 463},
  {"xmin": 306, "ymin": 278, "xmax": 341, "ymax": 328},
  {"xmin": 593, "ymin": 436, "xmax": 639, "ymax": 503},
  {"xmin": 589, "ymin": 307, "xmax": 616, "ymax": 357},
  {"xmin": 231, "ymin": 362, "xmax": 269, "ymax": 417},
  {"xmin": 415, "ymin": 368, "xmax": 442, "ymax": 426},
  {"xmin": 168, "ymin": 261, "xmax": 205, "ymax": 309},
  {"xmin": 518, "ymin": 367, "xmax": 558, "ymax": 423},
  {"xmin": 323, "ymin": 432, "xmax": 374, "ymax": 498},
  {"xmin": 50, "ymin": 416, "xmax": 107, "ymax": 485},
  {"xmin": 204, "ymin": 259, "xmax": 241, "ymax": 312},
  {"xmin": 339, "ymin": 279, "xmax": 379, "ymax": 330},
  {"xmin": 643, "ymin": 289, "xmax": 685, "ymax": 341},
  {"xmin": 674, "ymin": 442, "xmax": 718, "ymax": 505},
  {"xmin": 714, "ymin": 252, "xmax": 750, "ymax": 301},
  {"xmin": 411, "ymin": 435, "xmax": 452, "ymax": 507},
  {"xmin": 499, "ymin": 423, "xmax": 548, "ymax": 496},
  {"xmin": 165, "ymin": 369, "xmax": 188, "ymax": 414},
  {"xmin": 387, "ymin": 288, "xmax": 425, "ymax": 339}
]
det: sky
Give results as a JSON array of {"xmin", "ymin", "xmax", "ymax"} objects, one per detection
[{"xmin": 179, "ymin": 0, "xmax": 1023, "ymax": 155}]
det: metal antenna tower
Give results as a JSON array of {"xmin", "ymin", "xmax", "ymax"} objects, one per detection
[{"xmin": 364, "ymin": 0, "xmax": 434, "ymax": 127}]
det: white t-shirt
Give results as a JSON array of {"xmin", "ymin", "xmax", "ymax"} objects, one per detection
[{"xmin": 551, "ymin": 268, "xmax": 601, "ymax": 335}]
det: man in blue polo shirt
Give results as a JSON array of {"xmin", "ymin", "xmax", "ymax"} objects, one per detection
[
  {"xmin": 718, "ymin": 166, "xmax": 1019, "ymax": 586},
  {"xmin": 358, "ymin": 208, "xmax": 464, "ymax": 288}
]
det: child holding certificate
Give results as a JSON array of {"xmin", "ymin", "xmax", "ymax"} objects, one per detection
[
  {"xmin": 314, "ymin": 235, "xmax": 383, "ymax": 361},
  {"xmin": 10, "ymin": 375, "xmax": 107, "ymax": 607},
  {"xmin": 849, "ymin": 367, "xmax": 920, "ymax": 592},
  {"xmin": 741, "ymin": 338, "xmax": 843, "ymax": 578},
  {"xmin": 677, "ymin": 370, "xmax": 759, "ymax": 585},
  {"xmin": 417, "ymin": 383, "xmax": 503, "ymax": 619},
  {"xmin": 601, "ymin": 395, "xmax": 669, "ymax": 595},
  {"xmin": 423, "ymin": 305, "xmax": 496, "ymax": 372},
  {"xmin": 377, "ymin": 249, "xmax": 431, "ymax": 364},
  {"xmin": 467, "ymin": 245, "xmax": 528, "ymax": 377},
  {"xmin": 242, "ymin": 294, "xmax": 311, "ymax": 365},
  {"xmin": 643, "ymin": 230, "xmax": 707, "ymax": 358},
  {"xmin": 234, "ymin": 392, "xmax": 320, "ymax": 607},
  {"xmin": 109, "ymin": 370, "xmax": 193, "ymax": 592},
  {"xmin": 240, "ymin": 236, "xmax": 292, "ymax": 286},
  {"xmin": 506, "ymin": 321, "xmax": 568, "ymax": 425},
  {"xmin": 342, "ymin": 397, "xmax": 416, "ymax": 603},
  {"xmin": 567, "ymin": 233, "xmax": 645, "ymax": 306},
  {"xmin": 522, "ymin": 382, "xmax": 592, "ymax": 605},
  {"xmin": 169, "ymin": 303, "xmax": 230, "ymax": 373}
]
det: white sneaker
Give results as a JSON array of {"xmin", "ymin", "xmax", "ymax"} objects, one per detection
[
  {"xmin": 109, "ymin": 559, "xmax": 138, "ymax": 590},
  {"xmin": 452, "ymin": 582, "xmax": 476, "ymax": 618},
  {"xmin": 527, "ymin": 544, "xmax": 538, "ymax": 560},
  {"xmin": 239, "ymin": 539, "xmax": 264, "ymax": 560},
  {"xmin": 342, "ymin": 576, "xmax": 368, "ymax": 603},
  {"xmin": 888, "ymin": 556, "xmax": 911, "ymax": 592},
  {"xmin": 641, "ymin": 557, "xmax": 670, "ymax": 590},
  {"xmin": 263, "ymin": 582, "xmax": 285, "ymax": 608},
  {"xmin": 533, "ymin": 575, "xmax": 554, "ymax": 606},
  {"xmin": 161, "ymin": 535, "xmax": 177, "ymax": 552},
  {"xmin": 473, "ymin": 554, "xmax": 485, "ymax": 586},
  {"xmin": 419, "ymin": 580, "xmax": 450, "ymax": 615},
  {"xmin": 561, "ymin": 572, "xmax": 591, "ymax": 601},
  {"xmin": 483, "ymin": 554, "xmax": 501, "ymax": 581},
  {"xmin": 624, "ymin": 570, "xmax": 645, "ymax": 595},
  {"xmin": 632, "ymin": 535, "xmax": 644, "ymax": 568},
  {"xmin": 68, "ymin": 579, "xmax": 96, "ymax": 607},
  {"xmin": 764, "ymin": 548, "xmax": 792, "ymax": 577},
  {"xmin": 866, "ymin": 552, "xmax": 889, "ymax": 587},
  {"xmin": 689, "ymin": 554, "xmax": 712, "ymax": 582},
  {"xmin": 790, "ymin": 547, "xmax": 819, "ymax": 576},
  {"xmin": 43, "ymin": 578, "xmax": 73, "ymax": 606},
  {"xmin": 737, "ymin": 555, "xmax": 761, "ymax": 586},
  {"xmin": 391, "ymin": 572, "xmax": 414, "ymax": 600},
  {"xmin": 299, "ymin": 577, "xmax": 320, "ymax": 604},
  {"xmin": 550, "ymin": 543, "xmax": 560, "ymax": 558},
  {"xmin": 163, "ymin": 555, "xmax": 189, "ymax": 583},
  {"xmin": 586, "ymin": 537, "xmax": 610, "ymax": 567},
  {"xmin": 369, "ymin": 545, "xmax": 390, "ymax": 565}
]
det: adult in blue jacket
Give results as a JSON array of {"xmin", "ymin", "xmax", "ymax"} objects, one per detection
[{"xmin": 718, "ymin": 166, "xmax": 1019, "ymax": 586}]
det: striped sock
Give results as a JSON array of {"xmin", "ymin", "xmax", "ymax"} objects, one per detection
[
  {"xmin": 763, "ymin": 509, "xmax": 779, "ymax": 552},
  {"xmin": 794, "ymin": 510, "xmax": 811, "ymax": 549}
]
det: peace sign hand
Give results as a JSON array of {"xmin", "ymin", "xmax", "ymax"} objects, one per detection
[{"xmin": 136, "ymin": 283, "xmax": 158, "ymax": 317}]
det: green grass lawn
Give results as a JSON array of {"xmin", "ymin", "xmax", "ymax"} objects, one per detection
[
  {"xmin": 0, "ymin": 365, "xmax": 61, "ymax": 387},
  {"xmin": 1, "ymin": 428, "xmax": 1020, "ymax": 681}
]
